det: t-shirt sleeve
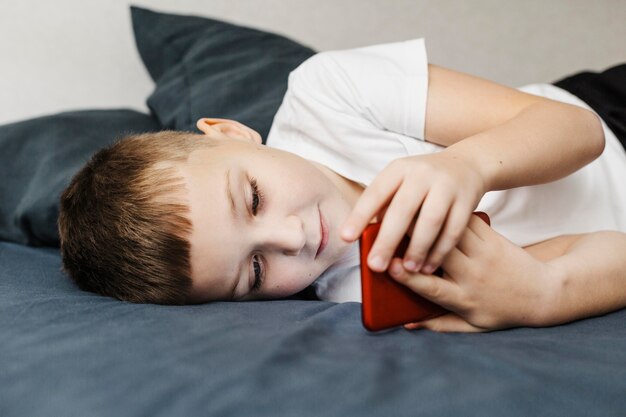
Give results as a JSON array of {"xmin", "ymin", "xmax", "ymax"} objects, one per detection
[
  {"xmin": 288, "ymin": 38, "xmax": 429, "ymax": 140},
  {"xmin": 266, "ymin": 39, "xmax": 440, "ymax": 187}
]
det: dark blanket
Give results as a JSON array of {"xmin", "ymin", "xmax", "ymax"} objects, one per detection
[
  {"xmin": 2, "ymin": 6, "xmax": 625, "ymax": 417},
  {"xmin": 1, "ymin": 240, "xmax": 625, "ymax": 417}
]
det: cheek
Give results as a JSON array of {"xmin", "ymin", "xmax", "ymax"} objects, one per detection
[
  {"xmin": 283, "ymin": 159, "xmax": 329, "ymax": 188},
  {"xmin": 269, "ymin": 264, "xmax": 318, "ymax": 297}
]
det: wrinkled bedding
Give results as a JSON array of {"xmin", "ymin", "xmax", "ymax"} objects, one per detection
[
  {"xmin": 2, "ymin": 6, "xmax": 625, "ymax": 417},
  {"xmin": 1, "ymin": 240, "xmax": 625, "ymax": 417}
]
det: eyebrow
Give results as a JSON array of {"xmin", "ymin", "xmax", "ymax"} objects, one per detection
[
  {"xmin": 226, "ymin": 168, "xmax": 237, "ymax": 221},
  {"xmin": 225, "ymin": 168, "xmax": 242, "ymax": 300}
]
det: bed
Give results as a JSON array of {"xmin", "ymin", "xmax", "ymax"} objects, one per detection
[{"xmin": 1, "ymin": 7, "xmax": 625, "ymax": 417}]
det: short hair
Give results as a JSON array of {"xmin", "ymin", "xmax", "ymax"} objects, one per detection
[{"xmin": 58, "ymin": 131, "xmax": 217, "ymax": 304}]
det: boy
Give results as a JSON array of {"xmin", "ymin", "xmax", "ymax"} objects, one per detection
[{"xmin": 58, "ymin": 39, "xmax": 626, "ymax": 332}]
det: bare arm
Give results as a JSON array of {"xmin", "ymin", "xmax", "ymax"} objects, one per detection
[
  {"xmin": 527, "ymin": 231, "xmax": 626, "ymax": 327},
  {"xmin": 342, "ymin": 63, "xmax": 606, "ymax": 277},
  {"xmin": 389, "ymin": 216, "xmax": 626, "ymax": 332},
  {"xmin": 425, "ymin": 64, "xmax": 606, "ymax": 190}
]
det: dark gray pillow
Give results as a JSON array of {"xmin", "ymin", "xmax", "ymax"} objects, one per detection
[
  {"xmin": 131, "ymin": 6, "xmax": 316, "ymax": 142},
  {"xmin": 0, "ymin": 110, "xmax": 160, "ymax": 246}
]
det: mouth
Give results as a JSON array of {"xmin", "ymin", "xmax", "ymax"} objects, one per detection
[{"xmin": 315, "ymin": 205, "xmax": 329, "ymax": 259}]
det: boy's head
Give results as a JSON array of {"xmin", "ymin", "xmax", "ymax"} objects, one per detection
[{"xmin": 59, "ymin": 118, "xmax": 357, "ymax": 304}]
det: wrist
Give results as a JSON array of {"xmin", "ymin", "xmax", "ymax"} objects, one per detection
[
  {"xmin": 442, "ymin": 145, "xmax": 492, "ymax": 194},
  {"xmin": 531, "ymin": 261, "xmax": 567, "ymax": 327}
]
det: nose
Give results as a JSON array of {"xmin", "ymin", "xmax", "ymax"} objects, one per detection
[{"xmin": 259, "ymin": 214, "xmax": 306, "ymax": 256}]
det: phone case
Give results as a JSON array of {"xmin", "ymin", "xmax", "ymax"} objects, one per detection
[{"xmin": 360, "ymin": 212, "xmax": 490, "ymax": 331}]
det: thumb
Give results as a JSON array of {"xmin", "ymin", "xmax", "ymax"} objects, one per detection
[{"xmin": 404, "ymin": 313, "xmax": 486, "ymax": 333}]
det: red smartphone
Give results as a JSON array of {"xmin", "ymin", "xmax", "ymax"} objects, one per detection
[{"xmin": 360, "ymin": 212, "xmax": 490, "ymax": 331}]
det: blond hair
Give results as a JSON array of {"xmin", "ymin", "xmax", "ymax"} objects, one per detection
[{"xmin": 58, "ymin": 131, "xmax": 216, "ymax": 304}]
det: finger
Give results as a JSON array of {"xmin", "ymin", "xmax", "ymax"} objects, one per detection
[
  {"xmin": 401, "ymin": 189, "xmax": 454, "ymax": 272},
  {"xmin": 375, "ymin": 204, "xmax": 390, "ymax": 224},
  {"xmin": 420, "ymin": 203, "xmax": 473, "ymax": 274},
  {"xmin": 404, "ymin": 312, "xmax": 486, "ymax": 333},
  {"xmin": 439, "ymin": 247, "xmax": 470, "ymax": 283},
  {"xmin": 455, "ymin": 222, "xmax": 483, "ymax": 257},
  {"xmin": 473, "ymin": 211, "xmax": 491, "ymax": 226},
  {"xmin": 405, "ymin": 214, "xmax": 417, "ymax": 238},
  {"xmin": 367, "ymin": 182, "xmax": 427, "ymax": 271},
  {"xmin": 340, "ymin": 169, "xmax": 402, "ymax": 242},
  {"xmin": 388, "ymin": 258, "xmax": 464, "ymax": 311},
  {"xmin": 467, "ymin": 211, "xmax": 492, "ymax": 239}
]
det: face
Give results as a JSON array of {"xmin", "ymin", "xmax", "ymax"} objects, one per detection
[{"xmin": 181, "ymin": 119, "xmax": 361, "ymax": 303}]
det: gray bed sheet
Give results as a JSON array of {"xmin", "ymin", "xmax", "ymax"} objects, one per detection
[{"xmin": 1, "ymin": 240, "xmax": 625, "ymax": 417}]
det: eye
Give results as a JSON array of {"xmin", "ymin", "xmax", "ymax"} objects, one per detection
[
  {"xmin": 252, "ymin": 255, "xmax": 264, "ymax": 291},
  {"xmin": 250, "ymin": 177, "xmax": 264, "ymax": 215}
]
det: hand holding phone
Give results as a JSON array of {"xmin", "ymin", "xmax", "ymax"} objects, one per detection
[{"xmin": 360, "ymin": 212, "xmax": 490, "ymax": 331}]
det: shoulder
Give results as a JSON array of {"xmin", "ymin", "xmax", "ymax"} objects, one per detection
[
  {"xmin": 289, "ymin": 38, "xmax": 428, "ymax": 91},
  {"xmin": 288, "ymin": 52, "xmax": 342, "ymax": 93}
]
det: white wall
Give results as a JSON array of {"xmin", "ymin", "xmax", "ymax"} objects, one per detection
[{"xmin": 1, "ymin": 0, "xmax": 624, "ymax": 125}]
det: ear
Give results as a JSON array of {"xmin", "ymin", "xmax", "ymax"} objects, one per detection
[{"xmin": 196, "ymin": 118, "xmax": 262, "ymax": 145}]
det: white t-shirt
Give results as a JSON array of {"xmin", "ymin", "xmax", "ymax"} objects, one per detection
[{"xmin": 266, "ymin": 39, "xmax": 626, "ymax": 303}]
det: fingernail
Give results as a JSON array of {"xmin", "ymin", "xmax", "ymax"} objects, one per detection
[
  {"xmin": 369, "ymin": 255, "xmax": 385, "ymax": 270},
  {"xmin": 421, "ymin": 264, "xmax": 435, "ymax": 274},
  {"xmin": 389, "ymin": 261, "xmax": 403, "ymax": 276},
  {"xmin": 403, "ymin": 260, "xmax": 419, "ymax": 272}
]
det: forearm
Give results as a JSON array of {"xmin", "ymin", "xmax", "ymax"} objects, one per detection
[
  {"xmin": 539, "ymin": 231, "xmax": 626, "ymax": 326},
  {"xmin": 443, "ymin": 101, "xmax": 605, "ymax": 192}
]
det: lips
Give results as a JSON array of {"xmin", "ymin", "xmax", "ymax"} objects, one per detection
[{"xmin": 316, "ymin": 206, "xmax": 328, "ymax": 259}]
